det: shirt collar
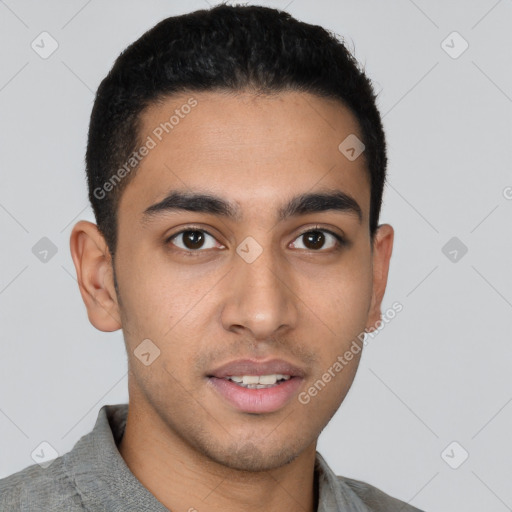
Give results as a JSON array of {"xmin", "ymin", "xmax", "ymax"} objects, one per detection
[
  {"xmin": 65, "ymin": 403, "xmax": 168, "ymax": 511},
  {"xmin": 315, "ymin": 451, "xmax": 374, "ymax": 511}
]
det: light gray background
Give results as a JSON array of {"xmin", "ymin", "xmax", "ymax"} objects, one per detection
[{"xmin": 1, "ymin": 1, "xmax": 511, "ymax": 510}]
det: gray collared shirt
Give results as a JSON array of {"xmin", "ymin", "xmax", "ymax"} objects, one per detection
[{"xmin": 0, "ymin": 404, "xmax": 424, "ymax": 511}]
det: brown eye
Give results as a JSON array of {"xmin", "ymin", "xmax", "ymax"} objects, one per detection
[
  {"xmin": 290, "ymin": 229, "xmax": 344, "ymax": 251},
  {"xmin": 168, "ymin": 229, "xmax": 222, "ymax": 251}
]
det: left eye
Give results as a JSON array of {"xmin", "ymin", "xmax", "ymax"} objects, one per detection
[
  {"xmin": 168, "ymin": 230, "xmax": 223, "ymax": 251},
  {"xmin": 290, "ymin": 229, "xmax": 343, "ymax": 251}
]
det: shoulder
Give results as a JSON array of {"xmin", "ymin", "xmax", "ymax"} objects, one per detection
[
  {"xmin": 0, "ymin": 456, "xmax": 83, "ymax": 511},
  {"xmin": 337, "ymin": 475, "xmax": 425, "ymax": 512}
]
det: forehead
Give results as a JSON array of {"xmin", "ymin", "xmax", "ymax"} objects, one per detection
[{"xmin": 119, "ymin": 90, "xmax": 370, "ymax": 221}]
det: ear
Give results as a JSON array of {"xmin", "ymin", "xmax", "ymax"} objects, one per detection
[
  {"xmin": 69, "ymin": 220, "xmax": 122, "ymax": 332},
  {"xmin": 366, "ymin": 223, "xmax": 394, "ymax": 332}
]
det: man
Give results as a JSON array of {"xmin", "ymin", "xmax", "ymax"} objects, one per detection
[{"xmin": 0, "ymin": 4, "xmax": 423, "ymax": 511}]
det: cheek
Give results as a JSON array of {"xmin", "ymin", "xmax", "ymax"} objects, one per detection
[
  {"xmin": 337, "ymin": 246, "xmax": 374, "ymax": 320},
  {"xmin": 295, "ymin": 254, "xmax": 372, "ymax": 388},
  {"xmin": 116, "ymin": 250, "xmax": 211, "ymax": 338},
  {"xmin": 116, "ymin": 262, "xmax": 223, "ymax": 392},
  {"xmin": 301, "ymin": 256, "xmax": 373, "ymax": 331}
]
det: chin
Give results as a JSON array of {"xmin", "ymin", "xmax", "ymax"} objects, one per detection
[{"xmin": 201, "ymin": 438, "xmax": 305, "ymax": 473}]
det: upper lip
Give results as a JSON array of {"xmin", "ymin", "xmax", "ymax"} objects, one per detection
[{"xmin": 208, "ymin": 358, "xmax": 306, "ymax": 379}]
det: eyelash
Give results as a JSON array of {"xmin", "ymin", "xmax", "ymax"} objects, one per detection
[{"xmin": 165, "ymin": 225, "xmax": 346, "ymax": 255}]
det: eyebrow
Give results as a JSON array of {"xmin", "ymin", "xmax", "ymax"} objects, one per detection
[{"xmin": 142, "ymin": 189, "xmax": 363, "ymax": 224}]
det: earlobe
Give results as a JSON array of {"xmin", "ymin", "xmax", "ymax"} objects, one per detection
[
  {"xmin": 366, "ymin": 224, "xmax": 394, "ymax": 332},
  {"xmin": 69, "ymin": 220, "xmax": 122, "ymax": 332}
]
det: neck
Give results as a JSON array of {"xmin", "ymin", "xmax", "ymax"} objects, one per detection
[{"xmin": 118, "ymin": 399, "xmax": 319, "ymax": 512}]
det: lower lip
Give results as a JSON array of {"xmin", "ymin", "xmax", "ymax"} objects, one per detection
[{"xmin": 207, "ymin": 377, "xmax": 303, "ymax": 414}]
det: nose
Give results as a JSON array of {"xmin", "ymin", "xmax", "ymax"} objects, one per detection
[{"xmin": 220, "ymin": 244, "xmax": 299, "ymax": 341}]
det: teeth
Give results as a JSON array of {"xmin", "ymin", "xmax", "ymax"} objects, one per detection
[
  {"xmin": 258, "ymin": 375, "xmax": 277, "ymax": 385},
  {"xmin": 225, "ymin": 374, "xmax": 291, "ymax": 386},
  {"xmin": 243, "ymin": 375, "xmax": 260, "ymax": 385}
]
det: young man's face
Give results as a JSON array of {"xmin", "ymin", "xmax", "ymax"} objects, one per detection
[{"xmin": 72, "ymin": 90, "xmax": 393, "ymax": 472}]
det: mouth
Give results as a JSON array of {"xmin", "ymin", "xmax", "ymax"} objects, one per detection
[{"xmin": 206, "ymin": 359, "xmax": 305, "ymax": 414}]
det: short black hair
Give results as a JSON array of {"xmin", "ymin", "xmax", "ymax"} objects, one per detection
[{"xmin": 86, "ymin": 3, "xmax": 387, "ymax": 258}]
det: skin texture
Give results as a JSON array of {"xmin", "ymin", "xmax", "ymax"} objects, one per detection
[{"xmin": 70, "ymin": 90, "xmax": 394, "ymax": 512}]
